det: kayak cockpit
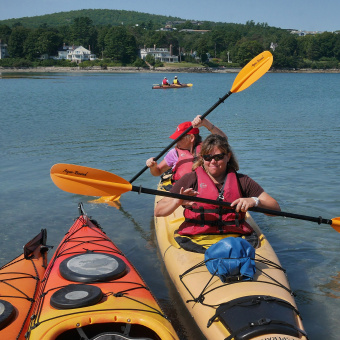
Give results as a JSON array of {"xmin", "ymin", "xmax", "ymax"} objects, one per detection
[{"xmin": 55, "ymin": 322, "xmax": 162, "ymax": 340}]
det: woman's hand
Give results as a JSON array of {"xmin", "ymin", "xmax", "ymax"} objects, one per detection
[
  {"xmin": 179, "ymin": 187, "xmax": 199, "ymax": 207},
  {"xmin": 230, "ymin": 197, "xmax": 258, "ymax": 212},
  {"xmin": 231, "ymin": 193, "xmax": 281, "ymax": 214},
  {"xmin": 154, "ymin": 187, "xmax": 199, "ymax": 217}
]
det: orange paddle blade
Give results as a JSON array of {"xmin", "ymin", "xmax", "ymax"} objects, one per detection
[
  {"xmin": 89, "ymin": 195, "xmax": 122, "ymax": 209},
  {"xmin": 89, "ymin": 195, "xmax": 121, "ymax": 203},
  {"xmin": 231, "ymin": 51, "xmax": 273, "ymax": 93},
  {"xmin": 89, "ymin": 197, "xmax": 122, "ymax": 209},
  {"xmin": 50, "ymin": 164, "xmax": 132, "ymax": 197},
  {"xmin": 331, "ymin": 217, "xmax": 340, "ymax": 233}
]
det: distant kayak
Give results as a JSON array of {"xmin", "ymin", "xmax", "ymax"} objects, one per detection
[{"xmin": 152, "ymin": 83, "xmax": 193, "ymax": 89}]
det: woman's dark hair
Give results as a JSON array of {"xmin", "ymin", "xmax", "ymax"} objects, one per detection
[{"xmin": 193, "ymin": 134, "xmax": 239, "ymax": 171}]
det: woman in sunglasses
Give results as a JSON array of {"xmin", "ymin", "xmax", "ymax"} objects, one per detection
[
  {"xmin": 146, "ymin": 115, "xmax": 227, "ymax": 181},
  {"xmin": 155, "ymin": 134, "xmax": 280, "ymax": 238}
]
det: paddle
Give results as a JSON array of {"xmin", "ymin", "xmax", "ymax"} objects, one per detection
[
  {"xmin": 132, "ymin": 51, "xmax": 273, "ymax": 183},
  {"xmin": 51, "ymin": 163, "xmax": 340, "ymax": 233},
  {"xmin": 93, "ymin": 51, "xmax": 273, "ymax": 205}
]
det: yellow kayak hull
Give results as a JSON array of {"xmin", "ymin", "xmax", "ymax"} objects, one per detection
[{"xmin": 154, "ymin": 182, "xmax": 307, "ymax": 340}]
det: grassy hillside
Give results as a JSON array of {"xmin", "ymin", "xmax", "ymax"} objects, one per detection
[{"xmin": 0, "ymin": 9, "xmax": 184, "ymax": 28}]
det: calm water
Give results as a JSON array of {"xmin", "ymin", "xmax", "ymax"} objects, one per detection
[{"xmin": 1, "ymin": 70, "xmax": 340, "ymax": 339}]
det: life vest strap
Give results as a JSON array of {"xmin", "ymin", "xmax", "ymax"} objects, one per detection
[
  {"xmin": 188, "ymin": 207, "xmax": 233, "ymax": 214},
  {"xmin": 184, "ymin": 218, "xmax": 245, "ymax": 227}
]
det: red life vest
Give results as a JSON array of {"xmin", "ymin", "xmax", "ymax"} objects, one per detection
[
  {"xmin": 172, "ymin": 144, "xmax": 201, "ymax": 182},
  {"xmin": 178, "ymin": 167, "xmax": 253, "ymax": 236}
]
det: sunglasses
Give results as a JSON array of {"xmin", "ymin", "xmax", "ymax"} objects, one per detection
[{"xmin": 202, "ymin": 153, "xmax": 225, "ymax": 162}]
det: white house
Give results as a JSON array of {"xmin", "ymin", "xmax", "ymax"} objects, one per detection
[
  {"xmin": 57, "ymin": 45, "xmax": 96, "ymax": 63},
  {"xmin": 139, "ymin": 45, "xmax": 178, "ymax": 63},
  {"xmin": 0, "ymin": 41, "xmax": 9, "ymax": 59},
  {"xmin": 290, "ymin": 30, "xmax": 323, "ymax": 36}
]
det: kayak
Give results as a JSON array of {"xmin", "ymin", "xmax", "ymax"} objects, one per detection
[
  {"xmin": 0, "ymin": 229, "xmax": 48, "ymax": 340},
  {"xmin": 152, "ymin": 83, "xmax": 193, "ymax": 89},
  {"xmin": 154, "ymin": 179, "xmax": 308, "ymax": 340},
  {"xmin": 26, "ymin": 203, "xmax": 179, "ymax": 340}
]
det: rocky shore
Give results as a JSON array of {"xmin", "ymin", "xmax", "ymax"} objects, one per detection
[
  {"xmin": 0, "ymin": 66, "xmax": 339, "ymax": 73},
  {"xmin": 0, "ymin": 66, "xmax": 240, "ymax": 73}
]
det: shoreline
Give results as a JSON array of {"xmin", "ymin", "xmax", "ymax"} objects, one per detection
[{"xmin": 0, "ymin": 66, "xmax": 339, "ymax": 73}]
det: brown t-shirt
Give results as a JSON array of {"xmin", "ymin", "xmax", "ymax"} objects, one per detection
[{"xmin": 170, "ymin": 171, "xmax": 264, "ymax": 198}]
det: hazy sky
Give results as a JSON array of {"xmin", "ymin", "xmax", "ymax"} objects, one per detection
[{"xmin": 0, "ymin": 0, "xmax": 338, "ymax": 32}]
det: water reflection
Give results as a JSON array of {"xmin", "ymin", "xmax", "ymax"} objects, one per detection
[{"xmin": 319, "ymin": 272, "xmax": 340, "ymax": 299}]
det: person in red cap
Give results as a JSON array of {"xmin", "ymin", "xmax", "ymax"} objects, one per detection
[{"xmin": 146, "ymin": 115, "xmax": 227, "ymax": 181}]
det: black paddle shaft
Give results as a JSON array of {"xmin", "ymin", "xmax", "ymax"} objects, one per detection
[
  {"xmin": 129, "ymin": 90, "xmax": 233, "ymax": 183},
  {"xmin": 131, "ymin": 185, "xmax": 333, "ymax": 226}
]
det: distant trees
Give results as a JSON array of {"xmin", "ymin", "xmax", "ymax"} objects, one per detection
[
  {"xmin": 7, "ymin": 26, "xmax": 29, "ymax": 58},
  {"xmin": 234, "ymin": 41, "xmax": 264, "ymax": 66},
  {"xmin": 104, "ymin": 26, "xmax": 137, "ymax": 63},
  {"xmin": 23, "ymin": 29, "xmax": 62, "ymax": 59},
  {"xmin": 0, "ymin": 13, "xmax": 339, "ymax": 69},
  {"xmin": 71, "ymin": 17, "xmax": 97, "ymax": 50},
  {"xmin": 0, "ymin": 24, "xmax": 11, "ymax": 43}
]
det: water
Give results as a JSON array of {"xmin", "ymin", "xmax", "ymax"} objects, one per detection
[{"xmin": 1, "ymin": 71, "xmax": 340, "ymax": 339}]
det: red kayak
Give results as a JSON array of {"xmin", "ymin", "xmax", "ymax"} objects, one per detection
[
  {"xmin": 152, "ymin": 83, "xmax": 193, "ymax": 89},
  {"xmin": 26, "ymin": 203, "xmax": 179, "ymax": 340}
]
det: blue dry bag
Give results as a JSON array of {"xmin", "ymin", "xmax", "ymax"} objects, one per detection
[{"xmin": 204, "ymin": 237, "xmax": 256, "ymax": 282}]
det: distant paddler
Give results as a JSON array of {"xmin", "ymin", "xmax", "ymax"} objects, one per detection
[
  {"xmin": 162, "ymin": 77, "xmax": 170, "ymax": 86},
  {"xmin": 172, "ymin": 75, "xmax": 181, "ymax": 85}
]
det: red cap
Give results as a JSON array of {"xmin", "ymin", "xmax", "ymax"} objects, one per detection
[{"xmin": 169, "ymin": 121, "xmax": 199, "ymax": 139}]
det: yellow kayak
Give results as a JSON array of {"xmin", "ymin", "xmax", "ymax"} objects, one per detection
[{"xmin": 154, "ymin": 180, "xmax": 308, "ymax": 340}]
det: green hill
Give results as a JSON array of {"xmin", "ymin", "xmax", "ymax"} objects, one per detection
[{"xmin": 0, "ymin": 9, "xmax": 184, "ymax": 28}]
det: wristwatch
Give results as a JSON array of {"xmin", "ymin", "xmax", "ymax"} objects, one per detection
[{"xmin": 252, "ymin": 197, "xmax": 260, "ymax": 207}]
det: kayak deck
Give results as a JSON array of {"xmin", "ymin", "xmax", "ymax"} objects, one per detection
[{"xmin": 154, "ymin": 180, "xmax": 307, "ymax": 340}]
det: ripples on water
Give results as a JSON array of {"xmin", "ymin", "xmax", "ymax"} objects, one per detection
[{"xmin": 1, "ymin": 71, "xmax": 340, "ymax": 339}]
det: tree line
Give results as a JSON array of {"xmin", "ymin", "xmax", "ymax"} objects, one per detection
[{"xmin": 0, "ymin": 15, "xmax": 339, "ymax": 69}]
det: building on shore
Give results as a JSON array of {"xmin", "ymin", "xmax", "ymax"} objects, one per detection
[
  {"xmin": 139, "ymin": 45, "xmax": 178, "ymax": 63},
  {"xmin": 57, "ymin": 44, "xmax": 96, "ymax": 63},
  {"xmin": 0, "ymin": 41, "xmax": 9, "ymax": 59},
  {"xmin": 289, "ymin": 30, "xmax": 324, "ymax": 36}
]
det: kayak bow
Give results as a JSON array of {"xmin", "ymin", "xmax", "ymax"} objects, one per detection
[{"xmin": 26, "ymin": 203, "xmax": 179, "ymax": 340}]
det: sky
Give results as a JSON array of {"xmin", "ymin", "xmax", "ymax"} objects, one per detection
[{"xmin": 0, "ymin": 0, "xmax": 339, "ymax": 32}]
